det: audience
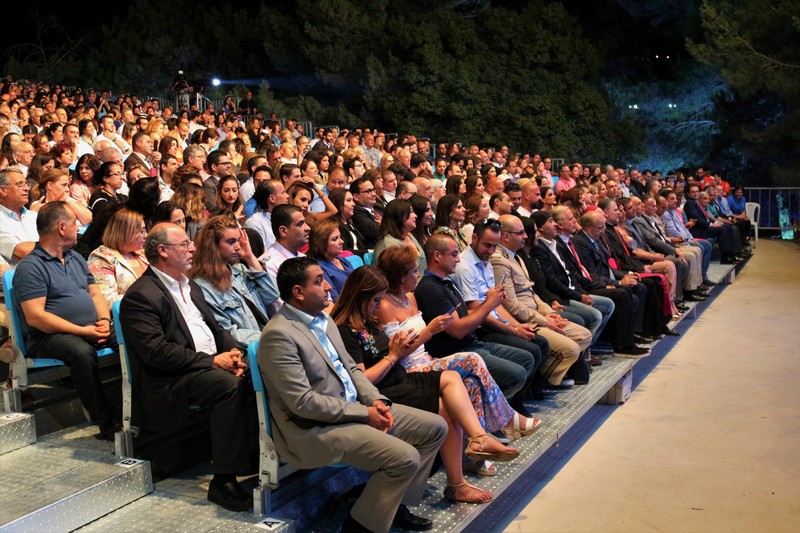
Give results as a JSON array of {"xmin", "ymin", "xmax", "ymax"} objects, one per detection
[{"xmin": 0, "ymin": 78, "xmax": 758, "ymax": 521}]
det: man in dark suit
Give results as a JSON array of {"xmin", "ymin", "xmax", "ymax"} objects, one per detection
[
  {"xmin": 684, "ymin": 184, "xmax": 741, "ymax": 263},
  {"xmin": 260, "ymin": 257, "xmax": 446, "ymax": 533},
  {"xmin": 120, "ymin": 223, "xmax": 252, "ymax": 512},
  {"xmin": 124, "ymin": 131, "xmax": 160, "ymax": 174},
  {"xmin": 350, "ymin": 176, "xmax": 382, "ymax": 248},
  {"xmin": 573, "ymin": 210, "xmax": 664, "ymax": 341},
  {"xmin": 533, "ymin": 208, "xmax": 646, "ymax": 357}
]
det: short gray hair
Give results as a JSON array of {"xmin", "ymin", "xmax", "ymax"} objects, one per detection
[
  {"xmin": 144, "ymin": 224, "xmax": 171, "ymax": 263},
  {"xmin": 0, "ymin": 166, "xmax": 24, "ymax": 188}
]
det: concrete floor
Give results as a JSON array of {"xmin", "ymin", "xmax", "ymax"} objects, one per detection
[{"xmin": 506, "ymin": 240, "xmax": 800, "ymax": 533}]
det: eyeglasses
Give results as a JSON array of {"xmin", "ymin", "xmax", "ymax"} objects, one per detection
[
  {"xmin": 505, "ymin": 229, "xmax": 527, "ymax": 235},
  {"xmin": 358, "ymin": 188, "xmax": 375, "ymax": 194},
  {"xmin": 218, "ymin": 161, "xmax": 232, "ymax": 166},
  {"xmin": 163, "ymin": 241, "xmax": 192, "ymax": 249}
]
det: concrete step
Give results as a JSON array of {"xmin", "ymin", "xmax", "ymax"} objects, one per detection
[
  {"xmin": 0, "ymin": 431, "xmax": 152, "ymax": 532},
  {"xmin": 77, "ymin": 489, "xmax": 293, "ymax": 533},
  {"xmin": 0, "ymin": 412, "xmax": 35, "ymax": 456}
]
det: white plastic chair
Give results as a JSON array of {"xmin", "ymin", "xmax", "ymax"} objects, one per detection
[{"xmin": 745, "ymin": 202, "xmax": 760, "ymax": 241}]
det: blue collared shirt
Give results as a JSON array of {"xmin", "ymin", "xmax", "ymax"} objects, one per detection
[{"xmin": 283, "ymin": 303, "xmax": 357, "ymax": 402}]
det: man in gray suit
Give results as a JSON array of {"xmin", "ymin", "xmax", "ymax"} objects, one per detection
[{"xmin": 258, "ymin": 257, "xmax": 447, "ymax": 533}]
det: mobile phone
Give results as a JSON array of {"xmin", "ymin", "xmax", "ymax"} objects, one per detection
[{"xmin": 446, "ymin": 302, "xmax": 462, "ymax": 315}]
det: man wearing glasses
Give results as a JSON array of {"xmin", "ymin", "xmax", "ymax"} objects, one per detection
[
  {"xmin": 350, "ymin": 176, "xmax": 382, "ymax": 249},
  {"xmin": 121, "ymin": 223, "xmax": 252, "ymax": 512},
  {"xmin": 203, "ymin": 149, "xmax": 233, "ymax": 211},
  {"xmin": 0, "ymin": 167, "xmax": 38, "ymax": 265}
]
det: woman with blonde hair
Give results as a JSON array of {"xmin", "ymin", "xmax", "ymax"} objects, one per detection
[
  {"xmin": 88, "ymin": 209, "xmax": 148, "ymax": 306},
  {"xmin": 147, "ymin": 118, "xmax": 167, "ymax": 145},
  {"xmin": 171, "ymin": 182, "xmax": 208, "ymax": 240}
]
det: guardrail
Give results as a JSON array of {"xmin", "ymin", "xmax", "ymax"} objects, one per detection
[{"xmin": 743, "ymin": 187, "xmax": 800, "ymax": 234}]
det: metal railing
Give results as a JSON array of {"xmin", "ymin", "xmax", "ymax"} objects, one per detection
[{"xmin": 743, "ymin": 187, "xmax": 800, "ymax": 232}]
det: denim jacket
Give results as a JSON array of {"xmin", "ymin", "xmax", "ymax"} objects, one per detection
[{"xmin": 194, "ymin": 263, "xmax": 279, "ymax": 345}]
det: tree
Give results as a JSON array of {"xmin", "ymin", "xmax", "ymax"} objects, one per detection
[{"xmin": 687, "ymin": 0, "xmax": 800, "ymax": 185}]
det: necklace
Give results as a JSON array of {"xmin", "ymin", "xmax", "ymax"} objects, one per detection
[{"xmin": 388, "ymin": 292, "xmax": 411, "ymax": 309}]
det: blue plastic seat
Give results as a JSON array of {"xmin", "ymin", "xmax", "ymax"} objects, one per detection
[
  {"xmin": 344, "ymin": 254, "xmax": 364, "ymax": 269},
  {"xmin": 2, "ymin": 269, "xmax": 114, "ymax": 393}
]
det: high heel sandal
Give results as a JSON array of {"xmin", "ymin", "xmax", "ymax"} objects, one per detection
[
  {"xmin": 465, "ymin": 433, "xmax": 519, "ymax": 462},
  {"xmin": 502, "ymin": 414, "xmax": 542, "ymax": 441},
  {"xmin": 444, "ymin": 481, "xmax": 493, "ymax": 504}
]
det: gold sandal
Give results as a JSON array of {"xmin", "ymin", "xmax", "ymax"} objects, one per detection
[
  {"xmin": 465, "ymin": 433, "xmax": 519, "ymax": 462},
  {"xmin": 444, "ymin": 481, "xmax": 493, "ymax": 503}
]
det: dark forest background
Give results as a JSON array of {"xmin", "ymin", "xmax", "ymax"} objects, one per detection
[{"xmin": 3, "ymin": 0, "xmax": 798, "ymax": 185}]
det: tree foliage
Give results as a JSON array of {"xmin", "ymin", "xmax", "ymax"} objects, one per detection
[
  {"xmin": 687, "ymin": 0, "xmax": 800, "ymax": 185},
  {"xmin": 6, "ymin": 0, "xmax": 647, "ymax": 160}
]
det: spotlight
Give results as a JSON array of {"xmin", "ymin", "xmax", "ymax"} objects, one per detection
[{"xmin": 212, "ymin": 78, "xmax": 221, "ymax": 87}]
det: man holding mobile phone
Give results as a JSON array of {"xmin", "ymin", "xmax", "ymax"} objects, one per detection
[{"xmin": 416, "ymin": 229, "xmax": 543, "ymax": 417}]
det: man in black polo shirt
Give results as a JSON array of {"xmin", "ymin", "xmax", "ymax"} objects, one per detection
[
  {"xmin": 414, "ymin": 233, "xmax": 537, "ymax": 405},
  {"xmin": 14, "ymin": 202, "xmax": 119, "ymax": 439}
]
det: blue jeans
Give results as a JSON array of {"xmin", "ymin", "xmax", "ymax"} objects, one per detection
[
  {"xmin": 692, "ymin": 239, "xmax": 712, "ymax": 280},
  {"xmin": 563, "ymin": 297, "xmax": 614, "ymax": 345},
  {"xmin": 467, "ymin": 339, "xmax": 536, "ymax": 400}
]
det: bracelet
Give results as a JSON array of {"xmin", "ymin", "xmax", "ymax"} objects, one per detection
[
  {"xmin": 97, "ymin": 317, "xmax": 111, "ymax": 323},
  {"xmin": 383, "ymin": 356, "xmax": 395, "ymax": 368}
]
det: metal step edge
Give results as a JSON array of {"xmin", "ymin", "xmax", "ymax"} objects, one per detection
[
  {"xmin": 0, "ymin": 458, "xmax": 153, "ymax": 533},
  {"xmin": 77, "ymin": 489, "xmax": 294, "ymax": 533},
  {"xmin": 449, "ymin": 358, "xmax": 635, "ymax": 533},
  {"xmin": 0, "ymin": 412, "xmax": 36, "ymax": 456}
]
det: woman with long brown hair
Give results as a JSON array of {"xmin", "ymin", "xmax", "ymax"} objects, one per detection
[{"xmin": 190, "ymin": 215, "xmax": 279, "ymax": 344}]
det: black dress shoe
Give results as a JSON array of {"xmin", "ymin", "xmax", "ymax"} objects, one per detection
[
  {"xmin": 661, "ymin": 326, "xmax": 680, "ymax": 336},
  {"xmin": 684, "ymin": 292, "xmax": 706, "ymax": 302},
  {"xmin": 207, "ymin": 479, "xmax": 251, "ymax": 512},
  {"xmin": 590, "ymin": 355, "xmax": 603, "ymax": 366},
  {"xmin": 702, "ymin": 280, "xmax": 717, "ymax": 287},
  {"xmin": 634, "ymin": 335, "xmax": 656, "ymax": 344},
  {"xmin": 96, "ymin": 420, "xmax": 122, "ymax": 441},
  {"xmin": 392, "ymin": 504, "xmax": 433, "ymax": 531},
  {"xmin": 341, "ymin": 514, "xmax": 373, "ymax": 533},
  {"xmin": 676, "ymin": 303, "xmax": 690, "ymax": 311}
]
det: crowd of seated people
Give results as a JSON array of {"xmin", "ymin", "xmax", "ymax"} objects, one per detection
[{"xmin": 0, "ymin": 77, "xmax": 755, "ymax": 531}]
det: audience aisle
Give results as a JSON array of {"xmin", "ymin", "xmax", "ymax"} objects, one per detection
[{"xmin": 504, "ymin": 239, "xmax": 800, "ymax": 533}]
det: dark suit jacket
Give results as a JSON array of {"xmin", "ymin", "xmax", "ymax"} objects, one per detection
[
  {"xmin": 632, "ymin": 217, "xmax": 676, "ymax": 256},
  {"xmin": 338, "ymin": 221, "xmax": 368, "ymax": 257},
  {"xmin": 119, "ymin": 267, "xmax": 239, "ymax": 431},
  {"xmin": 533, "ymin": 240, "xmax": 583, "ymax": 302},
  {"xmin": 124, "ymin": 152, "xmax": 151, "ymax": 172},
  {"xmin": 554, "ymin": 237, "xmax": 609, "ymax": 292},
  {"xmin": 203, "ymin": 175, "xmax": 220, "ymax": 212},
  {"xmin": 352, "ymin": 205, "xmax": 380, "ymax": 248},
  {"xmin": 604, "ymin": 224, "xmax": 646, "ymax": 272},
  {"xmin": 572, "ymin": 231, "xmax": 626, "ymax": 287},
  {"xmin": 683, "ymin": 198, "xmax": 712, "ymax": 238}
]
